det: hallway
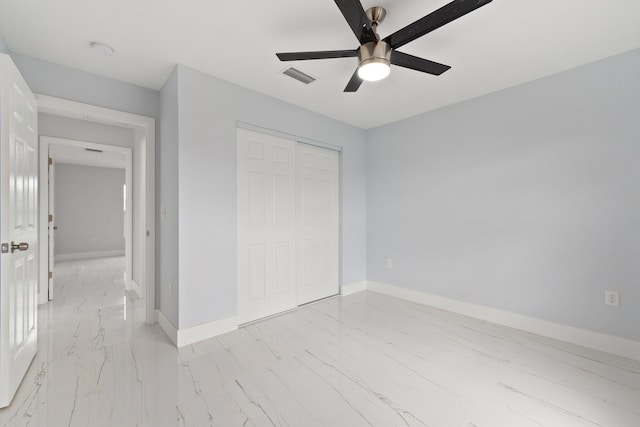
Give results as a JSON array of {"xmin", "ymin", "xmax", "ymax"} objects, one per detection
[{"xmin": 0, "ymin": 257, "xmax": 169, "ymax": 426}]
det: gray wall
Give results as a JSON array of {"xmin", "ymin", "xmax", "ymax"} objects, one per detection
[
  {"xmin": 55, "ymin": 164, "xmax": 125, "ymax": 256},
  {"xmin": 173, "ymin": 65, "xmax": 367, "ymax": 329},
  {"xmin": 39, "ymin": 113, "xmax": 135, "ymax": 147},
  {"xmin": 366, "ymin": 48, "xmax": 640, "ymax": 341},
  {"xmin": 0, "ymin": 33, "xmax": 8, "ymax": 54},
  {"xmin": 11, "ymin": 53, "xmax": 159, "ymax": 119},
  {"xmin": 158, "ymin": 68, "xmax": 180, "ymax": 326}
]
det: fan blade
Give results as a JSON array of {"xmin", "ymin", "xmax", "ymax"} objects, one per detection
[
  {"xmin": 334, "ymin": 0, "xmax": 378, "ymax": 44},
  {"xmin": 276, "ymin": 50, "xmax": 358, "ymax": 61},
  {"xmin": 384, "ymin": 0, "xmax": 493, "ymax": 49},
  {"xmin": 344, "ymin": 69, "xmax": 363, "ymax": 92},
  {"xmin": 391, "ymin": 51, "xmax": 451, "ymax": 76}
]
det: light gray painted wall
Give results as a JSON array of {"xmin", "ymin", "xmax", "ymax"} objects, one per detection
[
  {"xmin": 158, "ymin": 67, "xmax": 180, "ymax": 327},
  {"xmin": 39, "ymin": 113, "xmax": 135, "ymax": 147},
  {"xmin": 55, "ymin": 164, "xmax": 125, "ymax": 255},
  {"xmin": 366, "ymin": 49, "xmax": 640, "ymax": 341},
  {"xmin": 175, "ymin": 65, "xmax": 367, "ymax": 329},
  {"xmin": 11, "ymin": 53, "xmax": 159, "ymax": 119},
  {"xmin": 0, "ymin": 33, "xmax": 8, "ymax": 54}
]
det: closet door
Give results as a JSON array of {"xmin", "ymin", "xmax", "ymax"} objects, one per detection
[
  {"xmin": 296, "ymin": 143, "xmax": 339, "ymax": 305},
  {"xmin": 237, "ymin": 128, "xmax": 296, "ymax": 323}
]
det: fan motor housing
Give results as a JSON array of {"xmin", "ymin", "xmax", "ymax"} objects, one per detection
[{"xmin": 358, "ymin": 41, "xmax": 392, "ymax": 67}]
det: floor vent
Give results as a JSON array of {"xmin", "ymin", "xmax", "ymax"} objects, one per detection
[{"xmin": 282, "ymin": 67, "xmax": 316, "ymax": 85}]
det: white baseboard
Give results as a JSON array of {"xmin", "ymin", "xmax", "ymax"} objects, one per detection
[
  {"xmin": 159, "ymin": 280, "xmax": 640, "ymax": 361},
  {"xmin": 130, "ymin": 279, "xmax": 141, "ymax": 297},
  {"xmin": 361, "ymin": 281, "xmax": 640, "ymax": 362},
  {"xmin": 341, "ymin": 281, "xmax": 367, "ymax": 296},
  {"xmin": 157, "ymin": 310, "xmax": 178, "ymax": 346},
  {"xmin": 177, "ymin": 316, "xmax": 239, "ymax": 347},
  {"xmin": 157, "ymin": 309, "xmax": 239, "ymax": 348},
  {"xmin": 55, "ymin": 249, "xmax": 125, "ymax": 262}
]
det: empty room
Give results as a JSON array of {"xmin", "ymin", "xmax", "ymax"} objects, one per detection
[{"xmin": 0, "ymin": 0, "xmax": 638, "ymax": 426}]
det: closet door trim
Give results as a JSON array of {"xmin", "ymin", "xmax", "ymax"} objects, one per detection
[{"xmin": 236, "ymin": 121, "xmax": 342, "ymax": 153}]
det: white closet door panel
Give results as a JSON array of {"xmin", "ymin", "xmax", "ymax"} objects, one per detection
[
  {"xmin": 247, "ymin": 172, "xmax": 266, "ymax": 226},
  {"xmin": 274, "ymin": 240, "xmax": 291, "ymax": 294},
  {"xmin": 247, "ymin": 244, "xmax": 266, "ymax": 300},
  {"xmin": 237, "ymin": 129, "xmax": 296, "ymax": 323},
  {"xmin": 296, "ymin": 143, "xmax": 339, "ymax": 305}
]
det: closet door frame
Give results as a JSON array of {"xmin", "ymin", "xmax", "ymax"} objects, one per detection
[{"xmin": 236, "ymin": 123, "xmax": 342, "ymax": 323}]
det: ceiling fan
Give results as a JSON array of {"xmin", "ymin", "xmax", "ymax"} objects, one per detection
[{"xmin": 276, "ymin": 0, "xmax": 493, "ymax": 92}]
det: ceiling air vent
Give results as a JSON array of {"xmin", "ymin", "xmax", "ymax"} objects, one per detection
[{"xmin": 282, "ymin": 67, "xmax": 316, "ymax": 85}]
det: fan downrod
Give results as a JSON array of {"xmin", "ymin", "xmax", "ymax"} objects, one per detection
[{"xmin": 366, "ymin": 6, "xmax": 386, "ymax": 29}]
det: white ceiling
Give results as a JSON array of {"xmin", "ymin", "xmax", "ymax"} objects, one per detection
[{"xmin": 1, "ymin": 0, "xmax": 639, "ymax": 129}]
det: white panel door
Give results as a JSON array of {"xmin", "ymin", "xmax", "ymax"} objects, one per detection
[
  {"xmin": 0, "ymin": 54, "xmax": 39, "ymax": 408},
  {"xmin": 237, "ymin": 128, "xmax": 296, "ymax": 323},
  {"xmin": 296, "ymin": 143, "xmax": 339, "ymax": 305}
]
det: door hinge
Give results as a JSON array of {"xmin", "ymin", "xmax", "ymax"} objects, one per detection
[
  {"xmin": 48, "ymin": 214, "xmax": 53, "ymax": 222},
  {"xmin": 49, "ymin": 271, "xmax": 53, "ymax": 279},
  {"xmin": 48, "ymin": 157, "xmax": 53, "ymax": 165}
]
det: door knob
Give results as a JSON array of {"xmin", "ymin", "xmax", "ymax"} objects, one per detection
[
  {"xmin": 53, "ymin": 226, "xmax": 58, "ymax": 230},
  {"xmin": 10, "ymin": 242, "xmax": 29, "ymax": 253}
]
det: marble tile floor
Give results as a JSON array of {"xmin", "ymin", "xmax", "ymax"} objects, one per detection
[{"xmin": 1, "ymin": 257, "xmax": 639, "ymax": 426}]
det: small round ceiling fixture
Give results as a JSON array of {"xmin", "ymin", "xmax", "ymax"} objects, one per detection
[{"xmin": 89, "ymin": 41, "xmax": 115, "ymax": 57}]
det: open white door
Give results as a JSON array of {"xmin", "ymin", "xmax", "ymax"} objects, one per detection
[
  {"xmin": 0, "ymin": 54, "xmax": 39, "ymax": 408},
  {"xmin": 47, "ymin": 155, "xmax": 54, "ymax": 300}
]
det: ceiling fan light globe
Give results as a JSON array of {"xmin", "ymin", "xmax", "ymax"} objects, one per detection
[{"xmin": 357, "ymin": 60, "xmax": 390, "ymax": 81}]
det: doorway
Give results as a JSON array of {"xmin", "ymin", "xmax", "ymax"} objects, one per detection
[
  {"xmin": 36, "ymin": 95, "xmax": 156, "ymax": 324},
  {"xmin": 43, "ymin": 138, "xmax": 133, "ymax": 300}
]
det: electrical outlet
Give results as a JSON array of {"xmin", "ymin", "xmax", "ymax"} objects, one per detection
[
  {"xmin": 386, "ymin": 258, "xmax": 393, "ymax": 269},
  {"xmin": 90, "ymin": 237, "xmax": 96, "ymax": 247},
  {"xmin": 605, "ymin": 290, "xmax": 619, "ymax": 307},
  {"xmin": 169, "ymin": 281, "xmax": 174, "ymax": 295}
]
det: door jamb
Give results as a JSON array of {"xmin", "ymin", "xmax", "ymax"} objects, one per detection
[{"xmin": 36, "ymin": 95, "xmax": 156, "ymax": 324}]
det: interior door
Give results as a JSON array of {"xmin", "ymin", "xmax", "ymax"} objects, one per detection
[
  {"xmin": 296, "ymin": 143, "xmax": 339, "ymax": 305},
  {"xmin": 237, "ymin": 128, "xmax": 296, "ymax": 323},
  {"xmin": 47, "ymin": 155, "xmax": 54, "ymax": 300},
  {"xmin": 0, "ymin": 54, "xmax": 39, "ymax": 408}
]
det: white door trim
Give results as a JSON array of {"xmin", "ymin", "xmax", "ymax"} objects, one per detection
[
  {"xmin": 40, "ymin": 137, "xmax": 133, "ymax": 297},
  {"xmin": 47, "ymin": 156, "xmax": 55, "ymax": 299},
  {"xmin": 35, "ymin": 95, "xmax": 156, "ymax": 324},
  {"xmin": 236, "ymin": 121, "xmax": 343, "ymax": 152}
]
